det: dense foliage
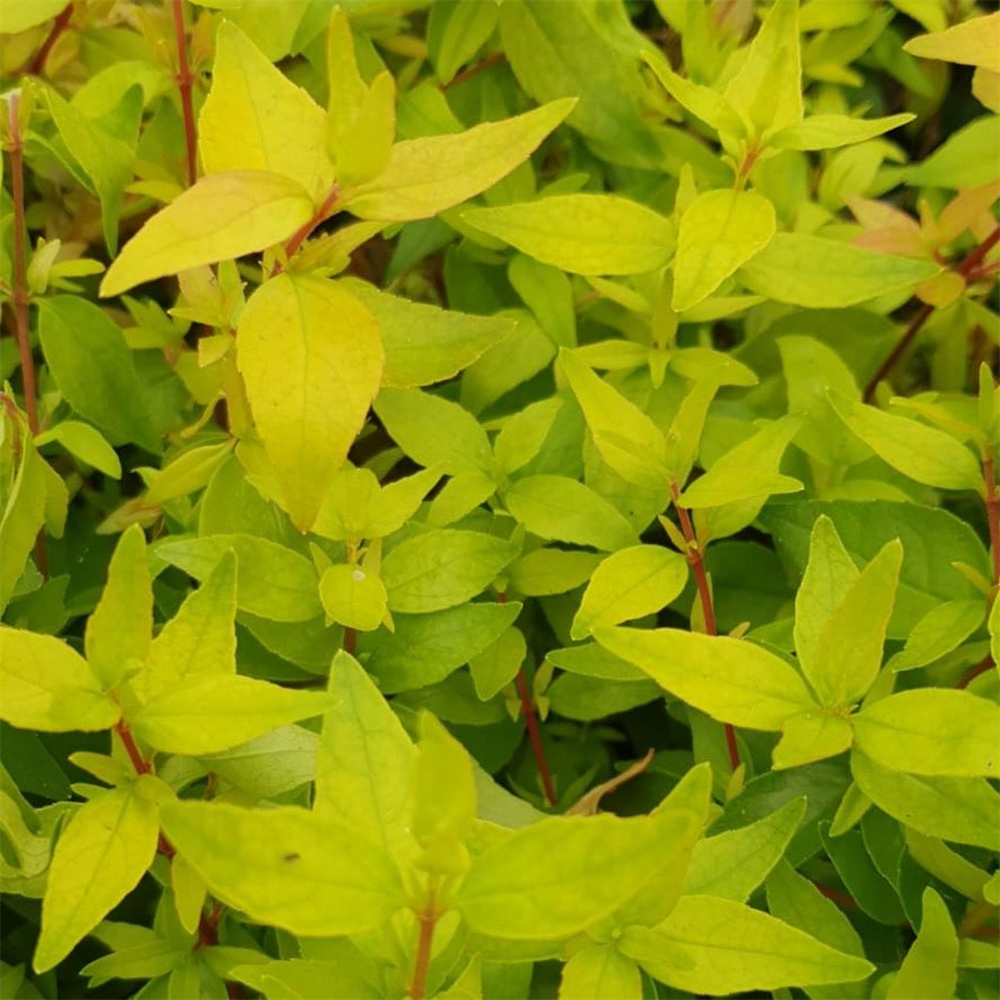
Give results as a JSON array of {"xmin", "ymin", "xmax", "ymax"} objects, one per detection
[{"xmin": 1, "ymin": 0, "xmax": 999, "ymax": 997}]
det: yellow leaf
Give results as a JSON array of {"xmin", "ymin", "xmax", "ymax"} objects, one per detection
[
  {"xmin": 100, "ymin": 171, "xmax": 313, "ymax": 298},
  {"xmin": 199, "ymin": 20, "xmax": 334, "ymax": 201},
  {"xmin": 237, "ymin": 275, "xmax": 383, "ymax": 531},
  {"xmin": 904, "ymin": 12, "xmax": 1000, "ymax": 73}
]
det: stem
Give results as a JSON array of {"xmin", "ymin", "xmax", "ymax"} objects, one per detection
[
  {"xmin": 864, "ymin": 225, "xmax": 1000, "ymax": 401},
  {"xmin": 958, "ymin": 654, "xmax": 995, "ymax": 690},
  {"xmin": 984, "ymin": 453, "xmax": 999, "ymax": 587},
  {"xmin": 515, "ymin": 669, "xmax": 557, "ymax": 807},
  {"xmin": 814, "ymin": 882, "xmax": 859, "ymax": 910},
  {"xmin": 408, "ymin": 897, "xmax": 437, "ymax": 1000},
  {"xmin": 442, "ymin": 51, "xmax": 506, "ymax": 91},
  {"xmin": 195, "ymin": 901, "xmax": 224, "ymax": 951},
  {"xmin": 25, "ymin": 4, "xmax": 73, "ymax": 77},
  {"xmin": 169, "ymin": 0, "xmax": 197, "ymax": 187},
  {"xmin": 278, "ymin": 184, "xmax": 341, "ymax": 268},
  {"xmin": 115, "ymin": 720, "xmax": 151, "ymax": 775},
  {"xmin": 343, "ymin": 626, "xmax": 357, "ymax": 656}
]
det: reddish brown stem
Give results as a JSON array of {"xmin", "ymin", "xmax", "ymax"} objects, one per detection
[
  {"xmin": 115, "ymin": 720, "xmax": 152, "ymax": 775},
  {"xmin": 864, "ymin": 225, "xmax": 1000, "ymax": 401},
  {"xmin": 814, "ymin": 882, "xmax": 859, "ymax": 910},
  {"xmin": 169, "ymin": 0, "xmax": 197, "ymax": 186},
  {"xmin": 515, "ymin": 669, "xmax": 557, "ymax": 806},
  {"xmin": 984, "ymin": 453, "xmax": 1000, "ymax": 587},
  {"xmin": 343, "ymin": 626, "xmax": 357, "ymax": 656},
  {"xmin": 279, "ymin": 185, "xmax": 341, "ymax": 267},
  {"xmin": 958, "ymin": 654, "xmax": 995, "ymax": 690},
  {"xmin": 408, "ymin": 899, "xmax": 437, "ymax": 1000},
  {"xmin": 442, "ymin": 51, "xmax": 506, "ymax": 91},
  {"xmin": 195, "ymin": 901, "xmax": 224, "ymax": 951},
  {"xmin": 25, "ymin": 4, "xmax": 73, "ymax": 77}
]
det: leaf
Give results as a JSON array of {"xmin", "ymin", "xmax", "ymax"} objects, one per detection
[
  {"xmin": 428, "ymin": 0, "xmax": 500, "ymax": 85},
  {"xmin": 463, "ymin": 195, "xmax": 676, "ymax": 276},
  {"xmin": 620, "ymin": 896, "xmax": 873, "ymax": 994},
  {"xmin": 828, "ymin": 391, "xmax": 983, "ymax": 492},
  {"xmin": 36, "ymin": 297, "xmax": 160, "ymax": 452},
  {"xmin": 0, "ymin": 0, "xmax": 69, "ymax": 33},
  {"xmin": 907, "ymin": 116, "xmax": 1000, "ymax": 188},
  {"xmin": 887, "ymin": 600, "xmax": 985, "ymax": 672},
  {"xmin": 738, "ymin": 233, "xmax": 940, "ymax": 307},
  {"xmin": 34, "ymin": 422, "xmax": 121, "ymax": 479},
  {"xmin": 595, "ymin": 627, "xmax": 816, "ymax": 730},
  {"xmin": 237, "ymin": 274, "xmax": 383, "ymax": 530},
  {"xmin": 770, "ymin": 112, "xmax": 915, "ymax": 150},
  {"xmin": 199, "ymin": 20, "xmax": 333, "ymax": 199},
  {"xmin": 853, "ymin": 689, "xmax": 1000, "ymax": 778},
  {"xmin": 469, "ymin": 626, "xmax": 526, "ymax": 701},
  {"xmin": 885, "ymin": 889, "xmax": 958, "ymax": 1000},
  {"xmin": 85, "ymin": 525, "xmax": 151, "ymax": 690},
  {"xmin": 34, "ymin": 785, "xmax": 159, "ymax": 972},
  {"xmin": 0, "ymin": 627, "xmax": 120, "ymax": 733},
  {"xmin": 559, "ymin": 946, "xmax": 641, "ymax": 1000},
  {"xmin": 318, "ymin": 564, "xmax": 387, "ymax": 631},
  {"xmin": 509, "ymin": 549, "xmax": 603, "ymax": 597},
  {"xmin": 571, "ymin": 545, "xmax": 688, "ymax": 640},
  {"xmin": 130, "ymin": 675, "xmax": 334, "ymax": 755},
  {"xmin": 903, "ymin": 12, "xmax": 1000, "ymax": 72},
  {"xmin": 100, "ymin": 172, "xmax": 314, "ymax": 298},
  {"xmin": 773, "ymin": 712, "xmax": 854, "ymax": 770},
  {"xmin": 509, "ymin": 255, "xmax": 576, "ymax": 348},
  {"xmin": 494, "ymin": 398, "xmax": 565, "ymax": 476},
  {"xmin": 503, "ymin": 476, "xmax": 637, "ymax": 551},
  {"xmin": 159, "ymin": 801, "xmax": 406, "ymax": 936},
  {"xmin": 343, "ymin": 99, "xmax": 574, "ymax": 221},
  {"xmin": 156, "ymin": 533, "xmax": 321, "ymax": 622},
  {"xmin": 0, "ymin": 427, "xmax": 47, "ymax": 614},
  {"xmin": 381, "ymin": 529, "xmax": 516, "ymax": 614},
  {"xmin": 672, "ymin": 190, "xmax": 776, "ymax": 312}
]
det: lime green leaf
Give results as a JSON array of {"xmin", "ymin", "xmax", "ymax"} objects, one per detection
[
  {"xmin": 571, "ymin": 545, "xmax": 688, "ymax": 640},
  {"xmin": 595, "ymin": 627, "xmax": 816, "ymax": 730},
  {"xmin": 773, "ymin": 712, "xmax": 854, "ymax": 769},
  {"xmin": 35, "ymin": 421, "xmax": 121, "ymax": 479},
  {"xmin": 0, "ymin": 0, "xmax": 69, "ymax": 34},
  {"xmin": 770, "ymin": 112, "xmax": 915, "ymax": 150},
  {"xmin": 682, "ymin": 469, "xmax": 800, "ymax": 510},
  {"xmin": 493, "ymin": 398, "xmax": 565, "ymax": 477},
  {"xmin": 34, "ymin": 785, "xmax": 159, "ymax": 973},
  {"xmin": 503, "ymin": 476, "xmax": 637, "ymax": 552},
  {"xmin": 100, "ymin": 171, "xmax": 313, "ymax": 298},
  {"xmin": 559, "ymin": 946, "xmax": 641, "ymax": 1000},
  {"xmin": 85, "ymin": 525, "xmax": 151, "ymax": 689},
  {"xmin": 0, "ymin": 627, "xmax": 120, "ymax": 733},
  {"xmin": 509, "ymin": 549, "xmax": 603, "ymax": 597},
  {"xmin": 853, "ymin": 689, "xmax": 1000, "ymax": 778},
  {"xmin": 314, "ymin": 652, "xmax": 414, "ymax": 855},
  {"xmin": 142, "ymin": 441, "xmax": 235, "ymax": 506},
  {"xmin": 375, "ymin": 387, "xmax": 491, "ymax": 476},
  {"xmin": 828, "ymin": 391, "xmax": 983, "ymax": 492},
  {"xmin": 463, "ymin": 194, "xmax": 676, "ymax": 276},
  {"xmin": 200, "ymin": 20, "xmax": 333, "ymax": 199},
  {"xmin": 851, "ymin": 749, "xmax": 1000, "ymax": 851},
  {"xmin": 238, "ymin": 274, "xmax": 383, "ymax": 530},
  {"xmin": 130, "ymin": 675, "xmax": 334, "ymax": 755},
  {"xmin": 318, "ymin": 564, "xmax": 387, "ymax": 631},
  {"xmin": 621, "ymin": 896, "xmax": 873, "ymax": 994},
  {"xmin": 160, "ymin": 800, "xmax": 406, "ymax": 936},
  {"xmin": 673, "ymin": 190, "xmax": 775, "ymax": 312},
  {"xmin": 140, "ymin": 551, "xmax": 237, "ymax": 702},
  {"xmin": 156, "ymin": 533, "xmax": 321, "ymax": 622},
  {"xmin": 199, "ymin": 725, "xmax": 319, "ymax": 800},
  {"xmin": 429, "ymin": 0, "xmax": 500, "ymax": 85},
  {"xmin": 907, "ymin": 116, "xmax": 1000, "ymax": 188},
  {"xmin": 903, "ymin": 12, "xmax": 1000, "ymax": 72},
  {"xmin": 344, "ymin": 99, "xmax": 574, "ymax": 221},
  {"xmin": 687, "ymin": 798, "xmax": 806, "ymax": 902},
  {"xmin": 642, "ymin": 51, "xmax": 744, "ymax": 137},
  {"xmin": 363, "ymin": 467, "xmax": 443, "ymax": 541},
  {"xmin": 888, "ymin": 600, "xmax": 985, "ymax": 672},
  {"xmin": 171, "ymin": 852, "xmax": 208, "ymax": 936},
  {"xmin": 738, "ymin": 233, "xmax": 940, "ymax": 307},
  {"xmin": 381, "ymin": 529, "xmax": 516, "ymax": 613},
  {"xmin": 905, "ymin": 829, "xmax": 992, "ymax": 902},
  {"xmin": 469, "ymin": 626, "xmax": 526, "ymax": 701},
  {"xmin": 509, "ymin": 255, "xmax": 576, "ymax": 349},
  {"xmin": 1, "ymin": 425, "xmax": 47, "ymax": 614},
  {"xmin": 885, "ymin": 889, "xmax": 958, "ymax": 1000}
]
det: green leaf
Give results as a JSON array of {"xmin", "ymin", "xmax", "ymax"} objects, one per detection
[
  {"xmin": 906, "ymin": 116, "xmax": 1000, "ymax": 188},
  {"xmin": 686, "ymin": 797, "xmax": 806, "ymax": 902},
  {"xmin": 595, "ymin": 627, "xmax": 816, "ymax": 730},
  {"xmin": 888, "ymin": 600, "xmax": 985, "ymax": 672},
  {"xmin": 620, "ymin": 896, "xmax": 873, "ymax": 994},
  {"xmin": 200, "ymin": 725, "xmax": 319, "ymax": 800},
  {"xmin": 0, "ymin": 0, "xmax": 69, "ymax": 34},
  {"xmin": 428, "ymin": 0, "xmax": 500, "ymax": 85},
  {"xmin": 469, "ymin": 626, "xmax": 526, "ymax": 701},
  {"xmin": 503, "ymin": 476, "xmax": 637, "ymax": 551},
  {"xmin": 642, "ymin": 50, "xmax": 744, "ymax": 137},
  {"xmin": 159, "ymin": 800, "xmax": 406, "ymax": 936},
  {"xmin": 142, "ymin": 440, "xmax": 235, "ymax": 506},
  {"xmin": 381, "ymin": 529, "xmax": 516, "ymax": 614},
  {"xmin": 773, "ymin": 712, "xmax": 854, "ymax": 770},
  {"xmin": 343, "ymin": 99, "xmax": 574, "ymax": 221},
  {"xmin": 34, "ymin": 421, "xmax": 121, "ymax": 479},
  {"xmin": 130, "ymin": 675, "xmax": 334, "ymax": 755},
  {"xmin": 199, "ymin": 20, "xmax": 333, "ymax": 200},
  {"xmin": 100, "ymin": 171, "xmax": 314, "ymax": 298},
  {"xmin": 828, "ymin": 390, "xmax": 983, "ymax": 492},
  {"xmin": 770, "ymin": 112, "xmax": 915, "ymax": 150},
  {"xmin": 738, "ymin": 233, "xmax": 940, "ymax": 307},
  {"xmin": 375, "ymin": 387, "xmax": 491, "ymax": 476},
  {"xmin": 156, "ymin": 533, "xmax": 321, "ymax": 622},
  {"xmin": 85, "ymin": 525, "xmax": 151, "ymax": 690},
  {"xmin": 903, "ymin": 12, "xmax": 1000, "ymax": 72},
  {"xmin": 34, "ymin": 784, "xmax": 159, "ymax": 972},
  {"xmin": 571, "ymin": 545, "xmax": 688, "ymax": 640},
  {"xmin": 318, "ymin": 563, "xmax": 387, "ymax": 631},
  {"xmin": 672, "ymin": 190, "xmax": 775, "ymax": 312},
  {"xmin": 238, "ymin": 274, "xmax": 383, "ymax": 530},
  {"xmin": 1, "ymin": 426, "xmax": 47, "ymax": 614},
  {"xmin": 559, "ymin": 946, "xmax": 641, "ymax": 1000},
  {"xmin": 0, "ymin": 627, "xmax": 120, "ymax": 733},
  {"xmin": 509, "ymin": 255, "xmax": 576, "ymax": 349},
  {"xmin": 853, "ymin": 689, "xmax": 1000, "ymax": 778},
  {"xmin": 508, "ymin": 549, "xmax": 603, "ymax": 597},
  {"xmin": 36, "ymin": 297, "xmax": 160, "ymax": 452},
  {"xmin": 904, "ymin": 829, "xmax": 992, "ymax": 902},
  {"xmin": 463, "ymin": 195, "xmax": 676, "ymax": 276},
  {"xmin": 885, "ymin": 889, "xmax": 958, "ymax": 1000},
  {"xmin": 494, "ymin": 398, "xmax": 565, "ymax": 476}
]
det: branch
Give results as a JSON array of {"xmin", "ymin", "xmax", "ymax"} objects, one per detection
[
  {"xmin": 169, "ymin": 0, "xmax": 197, "ymax": 186},
  {"xmin": 25, "ymin": 4, "xmax": 73, "ymax": 77}
]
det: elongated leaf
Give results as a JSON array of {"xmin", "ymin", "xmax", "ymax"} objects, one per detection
[
  {"xmin": 469, "ymin": 626, "xmax": 526, "ymax": 701},
  {"xmin": 238, "ymin": 274, "xmax": 383, "ymax": 530},
  {"xmin": 159, "ymin": 801, "xmax": 406, "ymax": 936},
  {"xmin": 0, "ymin": 627, "xmax": 120, "ymax": 733},
  {"xmin": 596, "ymin": 627, "xmax": 816, "ymax": 730},
  {"xmin": 886, "ymin": 889, "xmax": 958, "ymax": 1000},
  {"xmin": 888, "ymin": 600, "xmax": 985, "ymax": 672},
  {"xmin": 773, "ymin": 712, "xmax": 854, "ymax": 770},
  {"xmin": 100, "ymin": 172, "xmax": 313, "ymax": 297},
  {"xmin": 344, "ymin": 99, "xmax": 574, "ymax": 220},
  {"xmin": 0, "ymin": 0, "xmax": 69, "ymax": 34},
  {"xmin": 903, "ymin": 12, "xmax": 1000, "ymax": 72},
  {"xmin": 559, "ymin": 946, "xmax": 641, "ymax": 1000},
  {"xmin": 34, "ymin": 784, "xmax": 159, "ymax": 972},
  {"xmin": 464, "ymin": 194, "xmax": 676, "ymax": 276},
  {"xmin": 771, "ymin": 112, "xmax": 914, "ymax": 150},
  {"xmin": 853, "ymin": 689, "xmax": 1000, "ymax": 778},
  {"xmin": 34, "ymin": 421, "xmax": 121, "ymax": 479},
  {"xmin": 0, "ymin": 427, "xmax": 47, "ymax": 614}
]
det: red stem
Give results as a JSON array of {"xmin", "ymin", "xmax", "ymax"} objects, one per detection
[
  {"xmin": 814, "ymin": 882, "xmax": 859, "ymax": 910},
  {"xmin": 441, "ymin": 50, "xmax": 506, "ymax": 91},
  {"xmin": 343, "ymin": 626, "xmax": 357, "ymax": 656},
  {"xmin": 25, "ymin": 4, "xmax": 73, "ymax": 77},
  {"xmin": 169, "ymin": 0, "xmax": 197, "ymax": 187},
  {"xmin": 515, "ymin": 669, "xmax": 557, "ymax": 806},
  {"xmin": 984, "ymin": 453, "xmax": 999, "ymax": 587},
  {"xmin": 115, "ymin": 720, "xmax": 151, "ymax": 775},
  {"xmin": 958, "ymin": 654, "xmax": 995, "ymax": 690},
  {"xmin": 408, "ymin": 898, "xmax": 437, "ymax": 1000},
  {"xmin": 278, "ymin": 185, "xmax": 341, "ymax": 268}
]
